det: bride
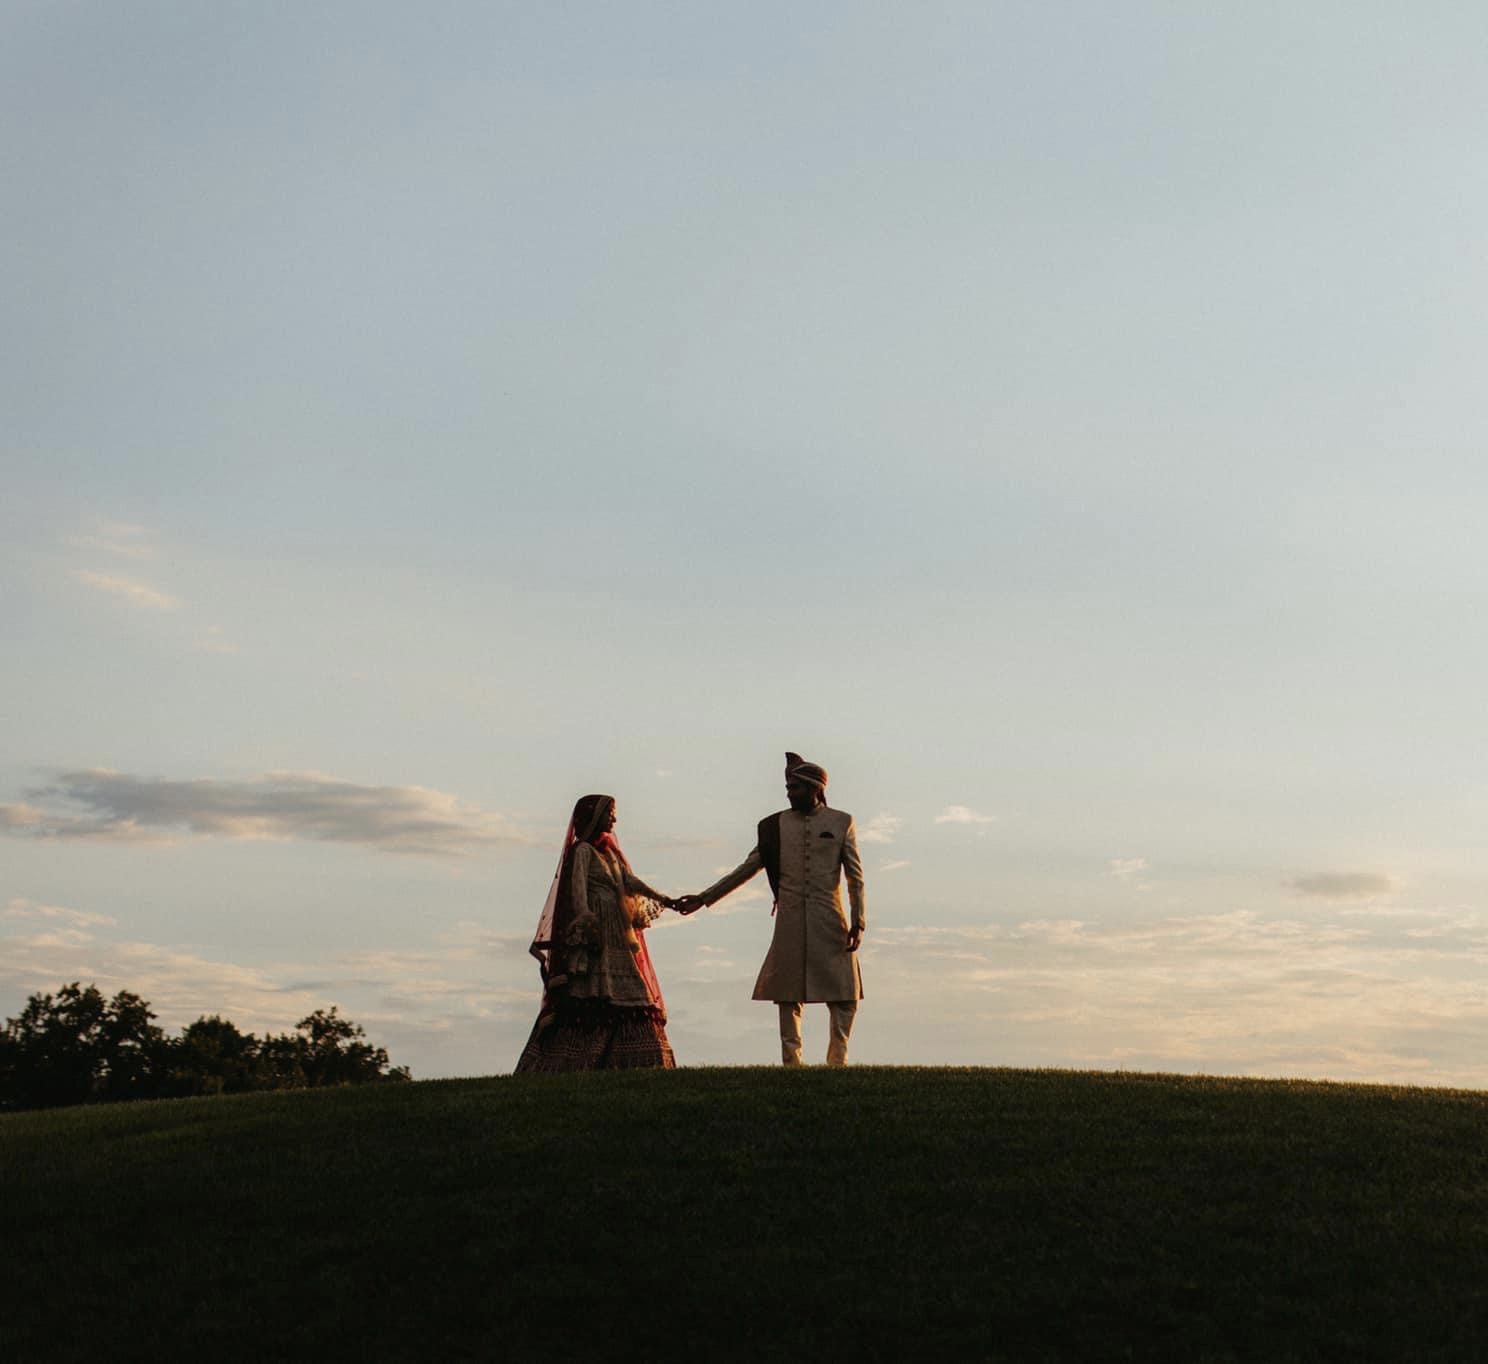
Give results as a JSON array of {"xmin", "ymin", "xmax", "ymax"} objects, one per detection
[{"xmin": 515, "ymin": 793, "xmax": 679, "ymax": 1071}]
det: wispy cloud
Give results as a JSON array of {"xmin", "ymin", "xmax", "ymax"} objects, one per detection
[
  {"xmin": 62, "ymin": 519, "xmax": 241, "ymax": 652},
  {"xmin": 859, "ymin": 812, "xmax": 903, "ymax": 845},
  {"xmin": 863, "ymin": 906, "xmax": 1488, "ymax": 1086},
  {"xmin": 3, "ymin": 898, "xmax": 117, "ymax": 929},
  {"xmin": 0, "ymin": 769, "xmax": 533, "ymax": 856},
  {"xmin": 0, "ymin": 804, "xmax": 46, "ymax": 832},
  {"xmin": 0, "ymin": 908, "xmax": 539, "ymax": 1070},
  {"xmin": 71, "ymin": 570, "xmax": 181, "ymax": 611},
  {"xmin": 9, "ymin": 892, "xmax": 1486, "ymax": 1085},
  {"xmin": 935, "ymin": 805, "xmax": 996, "ymax": 825},
  {"xmin": 62, "ymin": 519, "xmax": 156, "ymax": 561},
  {"xmin": 879, "ymin": 859, "xmax": 911, "ymax": 873},
  {"xmin": 195, "ymin": 625, "xmax": 239, "ymax": 655},
  {"xmin": 1288, "ymin": 873, "xmax": 1396, "ymax": 900},
  {"xmin": 680, "ymin": 943, "xmax": 739, "ymax": 981},
  {"xmin": 1108, "ymin": 857, "xmax": 1149, "ymax": 880},
  {"xmin": 0, "ymin": 937, "xmax": 321, "ymax": 1035}
]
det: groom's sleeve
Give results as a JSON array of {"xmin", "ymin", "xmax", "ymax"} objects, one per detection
[
  {"xmin": 698, "ymin": 846, "xmax": 763, "ymax": 907},
  {"xmin": 842, "ymin": 817, "xmax": 866, "ymax": 934}
]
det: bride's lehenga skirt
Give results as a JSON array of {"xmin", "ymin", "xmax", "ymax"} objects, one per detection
[{"xmin": 514, "ymin": 998, "xmax": 676, "ymax": 1073}]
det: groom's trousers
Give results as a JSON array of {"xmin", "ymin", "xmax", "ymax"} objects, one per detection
[{"xmin": 778, "ymin": 1001, "xmax": 857, "ymax": 1067}]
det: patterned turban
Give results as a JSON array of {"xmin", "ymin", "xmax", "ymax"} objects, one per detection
[{"xmin": 784, "ymin": 751, "xmax": 828, "ymax": 790}]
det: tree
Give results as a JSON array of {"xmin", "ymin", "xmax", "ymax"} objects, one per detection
[
  {"xmin": 169, "ymin": 1015, "xmax": 267, "ymax": 1097},
  {"xmin": 0, "ymin": 983, "xmax": 169, "ymax": 1108},
  {"xmin": 260, "ymin": 1007, "xmax": 411, "ymax": 1089},
  {"xmin": 1, "ymin": 985, "xmax": 410, "ymax": 1110}
]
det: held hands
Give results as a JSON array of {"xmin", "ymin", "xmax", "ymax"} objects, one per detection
[{"xmin": 672, "ymin": 894, "xmax": 706, "ymax": 916}]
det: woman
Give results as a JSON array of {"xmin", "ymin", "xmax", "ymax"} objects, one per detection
[{"xmin": 515, "ymin": 793, "xmax": 678, "ymax": 1071}]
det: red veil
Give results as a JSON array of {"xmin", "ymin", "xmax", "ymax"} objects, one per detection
[{"xmin": 527, "ymin": 794, "xmax": 666, "ymax": 1022}]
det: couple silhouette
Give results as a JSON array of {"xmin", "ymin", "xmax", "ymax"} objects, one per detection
[{"xmin": 514, "ymin": 753, "xmax": 867, "ymax": 1071}]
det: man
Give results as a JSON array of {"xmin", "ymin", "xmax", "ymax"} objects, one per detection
[{"xmin": 678, "ymin": 753, "xmax": 866, "ymax": 1066}]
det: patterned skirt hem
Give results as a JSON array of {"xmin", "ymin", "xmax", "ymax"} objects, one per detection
[{"xmin": 514, "ymin": 1001, "xmax": 676, "ymax": 1073}]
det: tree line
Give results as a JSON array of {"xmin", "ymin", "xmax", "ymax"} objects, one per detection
[{"xmin": 0, "ymin": 982, "xmax": 411, "ymax": 1110}]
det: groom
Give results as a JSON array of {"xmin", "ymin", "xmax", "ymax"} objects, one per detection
[{"xmin": 679, "ymin": 753, "xmax": 866, "ymax": 1066}]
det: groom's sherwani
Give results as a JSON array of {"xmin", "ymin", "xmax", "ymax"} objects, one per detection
[{"xmin": 699, "ymin": 805, "xmax": 866, "ymax": 1003}]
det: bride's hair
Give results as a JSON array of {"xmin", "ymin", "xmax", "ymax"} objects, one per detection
[{"xmin": 570, "ymin": 794, "xmax": 613, "ymax": 843}]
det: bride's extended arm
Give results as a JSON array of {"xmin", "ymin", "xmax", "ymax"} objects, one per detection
[
  {"xmin": 621, "ymin": 866, "xmax": 671, "ymax": 906},
  {"xmin": 619, "ymin": 862, "xmax": 678, "ymax": 916}
]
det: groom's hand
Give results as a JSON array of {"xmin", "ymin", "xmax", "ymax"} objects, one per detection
[
  {"xmin": 674, "ymin": 895, "xmax": 705, "ymax": 916},
  {"xmin": 847, "ymin": 924, "xmax": 863, "ymax": 952}
]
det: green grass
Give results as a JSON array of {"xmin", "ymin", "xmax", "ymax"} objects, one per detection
[{"xmin": 4, "ymin": 1067, "xmax": 1487, "ymax": 1361}]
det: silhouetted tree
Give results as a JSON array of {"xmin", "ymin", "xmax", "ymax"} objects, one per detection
[
  {"xmin": 0, "ymin": 984, "xmax": 409, "ymax": 1110},
  {"xmin": 169, "ymin": 1015, "xmax": 268, "ymax": 1096},
  {"xmin": 301, "ymin": 1006, "xmax": 401, "ymax": 1085},
  {"xmin": 0, "ymin": 983, "xmax": 169, "ymax": 1108},
  {"xmin": 259, "ymin": 1007, "xmax": 411, "ymax": 1089},
  {"xmin": 256, "ymin": 1028, "xmax": 310, "ymax": 1090},
  {"xmin": 95, "ymin": 989, "xmax": 170, "ymax": 1101}
]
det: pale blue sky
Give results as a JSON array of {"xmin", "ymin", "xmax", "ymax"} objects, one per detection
[{"xmin": 4, "ymin": 3, "xmax": 1487, "ymax": 1082}]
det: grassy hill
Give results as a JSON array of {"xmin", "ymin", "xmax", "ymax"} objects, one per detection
[{"xmin": 4, "ymin": 1066, "xmax": 1487, "ymax": 1361}]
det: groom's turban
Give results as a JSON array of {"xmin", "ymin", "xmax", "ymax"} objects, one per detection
[{"xmin": 785, "ymin": 752, "xmax": 828, "ymax": 790}]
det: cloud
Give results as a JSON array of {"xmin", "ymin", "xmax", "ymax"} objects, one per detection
[
  {"xmin": 859, "ymin": 812, "xmax": 903, "ymax": 845},
  {"xmin": 681, "ymin": 943, "xmax": 739, "ymax": 979},
  {"xmin": 0, "ymin": 804, "xmax": 46, "ymax": 832},
  {"xmin": 0, "ymin": 769, "xmax": 532, "ymax": 855},
  {"xmin": 0, "ymin": 931, "xmax": 346, "ymax": 1037},
  {"xmin": 879, "ymin": 860, "xmax": 911, "ymax": 873},
  {"xmin": 863, "ymin": 906, "xmax": 1488, "ymax": 1086},
  {"xmin": 63, "ymin": 520, "xmax": 241, "ymax": 652},
  {"xmin": 9, "ymin": 889, "xmax": 1487, "ymax": 1084},
  {"xmin": 1288, "ymin": 873, "xmax": 1396, "ymax": 900},
  {"xmin": 62, "ymin": 519, "xmax": 156, "ymax": 561},
  {"xmin": 1108, "ymin": 857, "xmax": 1149, "ymax": 880},
  {"xmin": 0, "ymin": 794, "xmax": 160, "ymax": 843},
  {"xmin": 3, "ymin": 898, "xmax": 117, "ymax": 929},
  {"xmin": 71, "ymin": 570, "xmax": 181, "ymax": 611},
  {"xmin": 0, "ymin": 907, "xmax": 543, "ymax": 1074},
  {"xmin": 935, "ymin": 805, "xmax": 996, "ymax": 825},
  {"xmin": 195, "ymin": 625, "xmax": 239, "ymax": 655}
]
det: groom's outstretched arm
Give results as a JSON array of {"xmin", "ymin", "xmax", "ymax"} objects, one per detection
[{"xmin": 696, "ymin": 846, "xmax": 764, "ymax": 908}]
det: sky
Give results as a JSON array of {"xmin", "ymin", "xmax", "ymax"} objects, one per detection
[{"xmin": 4, "ymin": 2, "xmax": 1488, "ymax": 1085}]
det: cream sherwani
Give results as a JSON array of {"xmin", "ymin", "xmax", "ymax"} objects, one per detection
[{"xmin": 699, "ymin": 805, "xmax": 866, "ymax": 1003}]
